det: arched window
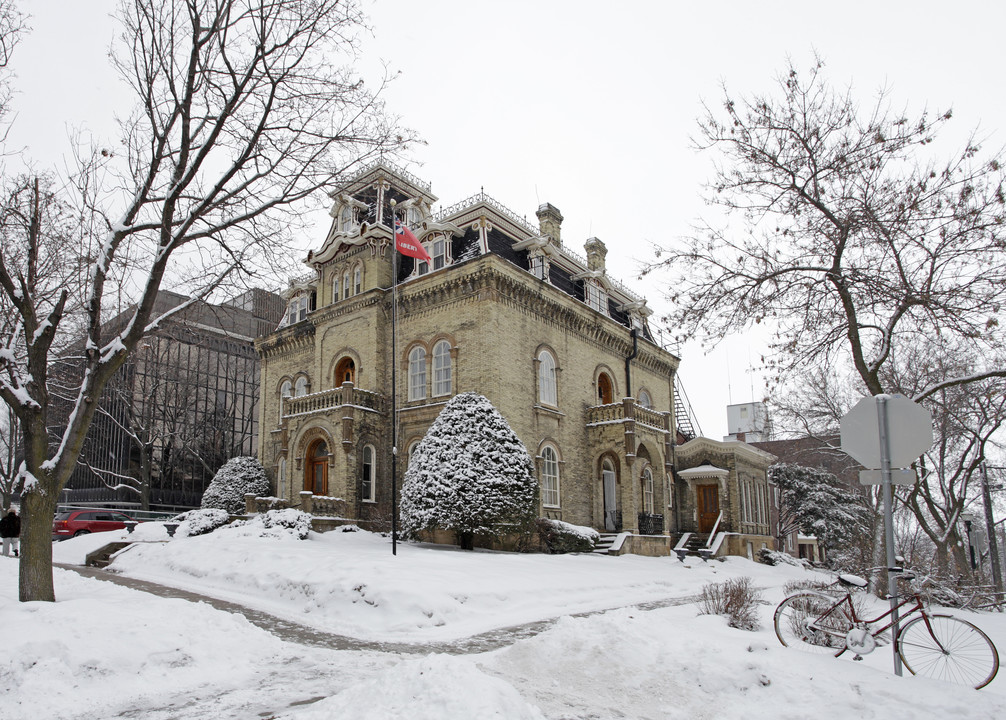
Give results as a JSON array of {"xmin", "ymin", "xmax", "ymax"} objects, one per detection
[
  {"xmin": 641, "ymin": 466, "xmax": 654, "ymax": 514},
  {"xmin": 597, "ymin": 372, "xmax": 613, "ymax": 405},
  {"xmin": 354, "ymin": 265, "xmax": 362, "ymax": 295},
  {"xmin": 538, "ymin": 350, "xmax": 557, "ymax": 406},
  {"xmin": 433, "ymin": 340, "xmax": 452, "ymax": 396},
  {"xmin": 343, "ymin": 271, "xmax": 351, "ymax": 299},
  {"xmin": 280, "ymin": 380, "xmax": 293, "ymax": 418},
  {"xmin": 335, "ymin": 357, "xmax": 355, "ymax": 386},
  {"xmin": 361, "ymin": 444, "xmax": 376, "ymax": 502},
  {"xmin": 541, "ymin": 446, "xmax": 560, "ymax": 508},
  {"xmin": 332, "ymin": 275, "xmax": 340, "ymax": 304},
  {"xmin": 294, "ymin": 376, "xmax": 308, "ymax": 397},
  {"xmin": 298, "ymin": 296, "xmax": 309, "ymax": 322},
  {"xmin": 408, "ymin": 347, "xmax": 426, "ymax": 400},
  {"xmin": 638, "ymin": 389, "xmax": 652, "ymax": 409},
  {"xmin": 278, "ymin": 457, "xmax": 287, "ymax": 499},
  {"xmin": 339, "ymin": 204, "xmax": 354, "ymax": 231},
  {"xmin": 307, "ymin": 440, "xmax": 329, "ymax": 495}
]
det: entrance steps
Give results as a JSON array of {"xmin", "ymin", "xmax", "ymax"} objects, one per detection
[
  {"xmin": 592, "ymin": 533, "xmax": 619, "ymax": 555},
  {"xmin": 85, "ymin": 541, "xmax": 134, "ymax": 568}
]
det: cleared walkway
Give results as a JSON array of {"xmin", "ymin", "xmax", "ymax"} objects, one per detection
[{"xmin": 56, "ymin": 562, "xmax": 702, "ymax": 655}]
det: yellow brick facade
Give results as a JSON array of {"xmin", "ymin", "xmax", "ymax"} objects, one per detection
[{"xmin": 255, "ymin": 162, "xmax": 687, "ymax": 537}]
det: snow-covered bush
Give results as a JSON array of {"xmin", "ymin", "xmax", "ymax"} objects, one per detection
[
  {"xmin": 536, "ymin": 518, "xmax": 599, "ymax": 554},
  {"xmin": 176, "ymin": 508, "xmax": 231, "ymax": 537},
  {"xmin": 699, "ymin": 576, "xmax": 762, "ymax": 631},
  {"xmin": 200, "ymin": 456, "xmax": 270, "ymax": 514},
  {"xmin": 257, "ymin": 509, "xmax": 312, "ymax": 540},
  {"xmin": 400, "ymin": 392, "xmax": 538, "ymax": 550},
  {"xmin": 758, "ymin": 548, "xmax": 809, "ymax": 568}
]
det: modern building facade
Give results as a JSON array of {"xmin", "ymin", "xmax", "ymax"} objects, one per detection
[
  {"xmin": 59, "ymin": 288, "xmax": 284, "ymax": 511},
  {"xmin": 256, "ymin": 161, "xmax": 777, "ymax": 551}
]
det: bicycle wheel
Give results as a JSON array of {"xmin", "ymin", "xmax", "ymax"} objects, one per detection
[
  {"xmin": 774, "ymin": 591, "xmax": 853, "ymax": 655},
  {"xmin": 897, "ymin": 614, "xmax": 999, "ymax": 689}
]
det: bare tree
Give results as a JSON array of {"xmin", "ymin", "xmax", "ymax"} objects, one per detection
[
  {"xmin": 0, "ymin": 0, "xmax": 410, "ymax": 602},
  {"xmin": 646, "ymin": 57, "xmax": 1006, "ymax": 401}
]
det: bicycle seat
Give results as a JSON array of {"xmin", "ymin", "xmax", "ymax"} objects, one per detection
[{"xmin": 838, "ymin": 574, "xmax": 868, "ymax": 588}]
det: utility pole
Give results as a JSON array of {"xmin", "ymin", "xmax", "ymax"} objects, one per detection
[{"xmin": 981, "ymin": 463, "xmax": 1003, "ymax": 594}]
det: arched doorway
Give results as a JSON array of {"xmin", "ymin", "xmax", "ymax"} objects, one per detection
[
  {"xmin": 601, "ymin": 457, "xmax": 618, "ymax": 531},
  {"xmin": 306, "ymin": 439, "xmax": 329, "ymax": 495},
  {"xmin": 335, "ymin": 357, "xmax": 356, "ymax": 386},
  {"xmin": 598, "ymin": 373, "xmax": 614, "ymax": 405}
]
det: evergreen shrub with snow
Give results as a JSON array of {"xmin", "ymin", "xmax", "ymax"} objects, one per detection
[
  {"xmin": 769, "ymin": 462, "xmax": 868, "ymax": 558},
  {"xmin": 200, "ymin": 456, "xmax": 270, "ymax": 514},
  {"xmin": 177, "ymin": 508, "xmax": 232, "ymax": 537},
  {"xmin": 400, "ymin": 392, "xmax": 539, "ymax": 550},
  {"xmin": 536, "ymin": 518, "xmax": 600, "ymax": 554},
  {"xmin": 256, "ymin": 508, "xmax": 313, "ymax": 539}
]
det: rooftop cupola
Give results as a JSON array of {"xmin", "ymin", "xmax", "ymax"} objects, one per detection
[{"xmin": 536, "ymin": 203, "xmax": 563, "ymax": 247}]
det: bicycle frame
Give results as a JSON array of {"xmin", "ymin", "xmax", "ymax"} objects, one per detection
[{"xmin": 809, "ymin": 591, "xmax": 947, "ymax": 653}]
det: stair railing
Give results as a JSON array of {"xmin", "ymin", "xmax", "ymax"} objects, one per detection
[{"xmin": 706, "ymin": 511, "xmax": 723, "ymax": 547}]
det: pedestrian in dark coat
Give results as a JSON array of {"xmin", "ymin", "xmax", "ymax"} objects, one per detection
[{"xmin": 0, "ymin": 509, "xmax": 20, "ymax": 557}]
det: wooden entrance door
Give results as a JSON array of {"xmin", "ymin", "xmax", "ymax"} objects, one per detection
[
  {"xmin": 307, "ymin": 440, "xmax": 329, "ymax": 495},
  {"xmin": 697, "ymin": 484, "xmax": 719, "ymax": 533}
]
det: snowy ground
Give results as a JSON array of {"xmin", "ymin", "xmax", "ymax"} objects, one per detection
[{"xmin": 3, "ymin": 520, "xmax": 1006, "ymax": 719}]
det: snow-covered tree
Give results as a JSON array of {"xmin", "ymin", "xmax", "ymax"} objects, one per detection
[
  {"xmin": 0, "ymin": 0, "xmax": 410, "ymax": 602},
  {"xmin": 769, "ymin": 463, "xmax": 868, "ymax": 559},
  {"xmin": 201, "ymin": 456, "xmax": 269, "ymax": 515},
  {"xmin": 400, "ymin": 392, "xmax": 538, "ymax": 550}
]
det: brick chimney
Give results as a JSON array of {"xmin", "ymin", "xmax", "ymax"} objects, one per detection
[
  {"xmin": 536, "ymin": 203, "xmax": 563, "ymax": 247},
  {"xmin": 584, "ymin": 237, "xmax": 607, "ymax": 272}
]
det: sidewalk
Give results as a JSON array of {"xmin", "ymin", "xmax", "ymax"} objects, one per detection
[{"xmin": 56, "ymin": 562, "xmax": 701, "ymax": 655}]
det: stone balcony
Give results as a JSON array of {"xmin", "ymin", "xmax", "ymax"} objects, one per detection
[{"xmin": 281, "ymin": 383, "xmax": 385, "ymax": 420}]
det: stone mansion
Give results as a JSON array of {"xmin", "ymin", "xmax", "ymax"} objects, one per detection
[{"xmin": 255, "ymin": 161, "xmax": 777, "ymax": 555}]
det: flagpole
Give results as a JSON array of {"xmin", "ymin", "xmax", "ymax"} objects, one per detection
[{"xmin": 390, "ymin": 199, "xmax": 399, "ymax": 556}]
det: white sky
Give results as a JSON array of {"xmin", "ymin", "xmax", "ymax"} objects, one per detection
[{"xmin": 6, "ymin": 0, "xmax": 1006, "ymax": 437}]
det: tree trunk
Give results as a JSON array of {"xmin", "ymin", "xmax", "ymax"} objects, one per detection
[
  {"xmin": 457, "ymin": 530, "xmax": 474, "ymax": 551},
  {"xmin": 18, "ymin": 490, "xmax": 58, "ymax": 602}
]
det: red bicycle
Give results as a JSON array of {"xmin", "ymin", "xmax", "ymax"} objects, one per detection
[{"xmin": 774, "ymin": 572, "xmax": 999, "ymax": 689}]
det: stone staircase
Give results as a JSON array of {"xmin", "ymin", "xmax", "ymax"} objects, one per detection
[
  {"xmin": 592, "ymin": 533, "xmax": 619, "ymax": 555},
  {"xmin": 85, "ymin": 541, "xmax": 134, "ymax": 568},
  {"xmin": 673, "ymin": 532, "xmax": 711, "ymax": 561}
]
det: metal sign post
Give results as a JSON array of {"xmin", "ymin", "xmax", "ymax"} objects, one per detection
[
  {"xmin": 876, "ymin": 396, "xmax": 903, "ymax": 676},
  {"xmin": 841, "ymin": 393, "xmax": 933, "ymax": 679}
]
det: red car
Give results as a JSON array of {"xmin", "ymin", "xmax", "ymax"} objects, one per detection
[{"xmin": 52, "ymin": 509, "xmax": 137, "ymax": 540}]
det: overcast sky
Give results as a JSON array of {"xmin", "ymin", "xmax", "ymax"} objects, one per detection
[{"xmin": 6, "ymin": 0, "xmax": 1006, "ymax": 437}]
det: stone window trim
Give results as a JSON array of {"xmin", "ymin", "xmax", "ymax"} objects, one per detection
[
  {"xmin": 534, "ymin": 345, "xmax": 560, "ymax": 408},
  {"xmin": 537, "ymin": 442, "xmax": 563, "ymax": 509},
  {"xmin": 432, "ymin": 339, "xmax": 454, "ymax": 397},
  {"xmin": 640, "ymin": 463, "xmax": 655, "ymax": 515},
  {"xmin": 407, "ymin": 344, "xmax": 427, "ymax": 401},
  {"xmin": 293, "ymin": 374, "xmax": 310, "ymax": 398},
  {"xmin": 293, "ymin": 425, "xmax": 336, "ymax": 472},
  {"xmin": 361, "ymin": 442, "xmax": 377, "ymax": 503},
  {"xmin": 637, "ymin": 388, "xmax": 653, "ymax": 409},
  {"xmin": 594, "ymin": 365, "xmax": 618, "ymax": 406},
  {"xmin": 329, "ymin": 349, "xmax": 361, "ymax": 388}
]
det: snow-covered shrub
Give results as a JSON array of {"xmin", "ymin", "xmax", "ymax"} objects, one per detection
[
  {"xmin": 699, "ymin": 577, "xmax": 762, "ymax": 631},
  {"xmin": 536, "ymin": 518, "xmax": 599, "ymax": 554},
  {"xmin": 758, "ymin": 548, "xmax": 809, "ymax": 568},
  {"xmin": 400, "ymin": 392, "xmax": 538, "ymax": 550},
  {"xmin": 200, "ymin": 456, "xmax": 270, "ymax": 514},
  {"xmin": 258, "ymin": 509, "xmax": 312, "ymax": 540},
  {"xmin": 177, "ymin": 508, "xmax": 231, "ymax": 537}
]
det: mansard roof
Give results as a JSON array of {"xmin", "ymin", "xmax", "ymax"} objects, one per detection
[{"xmin": 313, "ymin": 160, "xmax": 656, "ymax": 340}]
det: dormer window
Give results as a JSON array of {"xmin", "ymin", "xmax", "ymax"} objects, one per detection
[
  {"xmin": 415, "ymin": 233, "xmax": 449, "ymax": 277},
  {"xmin": 530, "ymin": 254, "xmax": 548, "ymax": 280},
  {"xmin": 406, "ymin": 206, "xmax": 422, "ymax": 226},
  {"xmin": 585, "ymin": 281, "xmax": 608, "ymax": 315},
  {"xmin": 339, "ymin": 204, "xmax": 355, "ymax": 231},
  {"xmin": 285, "ymin": 293, "xmax": 312, "ymax": 325}
]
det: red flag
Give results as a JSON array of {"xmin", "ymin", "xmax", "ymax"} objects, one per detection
[{"xmin": 395, "ymin": 220, "xmax": 432, "ymax": 264}]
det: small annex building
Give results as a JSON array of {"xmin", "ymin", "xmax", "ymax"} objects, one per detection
[{"xmin": 254, "ymin": 161, "xmax": 777, "ymax": 554}]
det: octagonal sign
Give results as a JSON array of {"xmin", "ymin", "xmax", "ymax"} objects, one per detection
[{"xmin": 841, "ymin": 395, "xmax": 933, "ymax": 469}]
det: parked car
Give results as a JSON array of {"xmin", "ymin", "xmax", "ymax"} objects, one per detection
[{"xmin": 52, "ymin": 509, "xmax": 137, "ymax": 540}]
